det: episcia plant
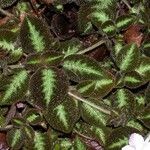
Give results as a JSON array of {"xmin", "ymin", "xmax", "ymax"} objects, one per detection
[{"xmin": 0, "ymin": 0, "xmax": 150, "ymax": 149}]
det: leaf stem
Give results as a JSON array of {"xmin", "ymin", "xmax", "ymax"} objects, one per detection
[
  {"xmin": 77, "ymin": 40, "xmax": 105, "ymax": 55},
  {"xmin": 8, "ymin": 64, "xmax": 24, "ymax": 69},
  {"xmin": 0, "ymin": 8, "xmax": 14, "ymax": 18},
  {"xmin": 68, "ymin": 91, "xmax": 111, "ymax": 115},
  {"xmin": 0, "ymin": 125, "xmax": 13, "ymax": 131},
  {"xmin": 122, "ymin": 0, "xmax": 132, "ymax": 10}
]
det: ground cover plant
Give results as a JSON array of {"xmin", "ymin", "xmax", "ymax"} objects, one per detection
[{"xmin": 0, "ymin": 0, "xmax": 150, "ymax": 149}]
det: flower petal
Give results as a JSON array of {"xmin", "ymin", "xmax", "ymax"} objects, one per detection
[
  {"xmin": 129, "ymin": 133, "xmax": 144, "ymax": 150},
  {"xmin": 122, "ymin": 145, "xmax": 135, "ymax": 150},
  {"xmin": 143, "ymin": 142, "xmax": 150, "ymax": 150}
]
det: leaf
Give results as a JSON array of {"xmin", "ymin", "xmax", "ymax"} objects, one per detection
[
  {"xmin": 0, "ymin": 30, "xmax": 22, "ymax": 63},
  {"xmin": 25, "ymin": 51, "xmax": 63, "ymax": 70},
  {"xmin": 77, "ymin": 4, "xmax": 94, "ymax": 34},
  {"xmin": 90, "ymin": 125, "xmax": 110, "ymax": 146},
  {"xmin": 29, "ymin": 67, "xmax": 68, "ymax": 109},
  {"xmin": 101, "ymin": 20, "xmax": 116, "ymax": 36},
  {"xmin": 63, "ymin": 54, "xmax": 111, "ymax": 81},
  {"xmin": 116, "ymin": 43, "xmax": 140, "ymax": 72},
  {"xmin": 24, "ymin": 109, "xmax": 42, "ymax": 125},
  {"xmin": 143, "ymin": 40, "xmax": 150, "ymax": 57},
  {"xmin": 106, "ymin": 127, "xmax": 139, "ymax": 150},
  {"xmin": 124, "ymin": 71, "xmax": 144, "ymax": 88},
  {"xmin": 116, "ymin": 15, "xmax": 135, "ymax": 30},
  {"xmin": 145, "ymin": 83, "xmax": 150, "ymax": 103},
  {"xmin": 80, "ymin": 99, "xmax": 111, "ymax": 127},
  {"xmin": 44, "ymin": 96, "xmax": 79, "ymax": 133},
  {"xmin": 126, "ymin": 120, "xmax": 144, "ymax": 132},
  {"xmin": 112, "ymin": 89, "xmax": 135, "ymax": 113},
  {"xmin": 137, "ymin": 105, "xmax": 150, "ymax": 129},
  {"xmin": 73, "ymin": 136, "xmax": 87, "ymax": 150},
  {"xmin": 135, "ymin": 56, "xmax": 150, "ymax": 81},
  {"xmin": 77, "ymin": 76, "xmax": 115, "ymax": 98},
  {"xmin": 7, "ymin": 128, "xmax": 24, "ymax": 150},
  {"xmin": 123, "ymin": 24, "xmax": 143, "ymax": 47},
  {"xmin": 20, "ymin": 15, "xmax": 55, "ymax": 53},
  {"xmin": 60, "ymin": 38, "xmax": 82, "ymax": 57},
  {"xmin": 0, "ymin": 0, "xmax": 17, "ymax": 8},
  {"xmin": 0, "ymin": 132, "xmax": 8, "ymax": 150},
  {"xmin": 0, "ymin": 70, "xmax": 29, "ymax": 105},
  {"xmin": 11, "ymin": 117, "xmax": 26, "ymax": 127},
  {"xmin": 28, "ymin": 131, "xmax": 51, "ymax": 150}
]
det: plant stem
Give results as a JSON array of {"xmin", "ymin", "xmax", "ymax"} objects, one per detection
[
  {"xmin": 68, "ymin": 91, "xmax": 111, "ymax": 115},
  {"xmin": 0, "ymin": 8, "xmax": 14, "ymax": 18},
  {"xmin": 8, "ymin": 64, "xmax": 24, "ymax": 69},
  {"xmin": 77, "ymin": 40, "xmax": 105, "ymax": 55},
  {"xmin": 122, "ymin": 0, "xmax": 132, "ymax": 10}
]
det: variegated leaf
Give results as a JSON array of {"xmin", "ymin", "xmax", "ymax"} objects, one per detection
[
  {"xmin": 137, "ymin": 105, "xmax": 150, "ymax": 129},
  {"xmin": 60, "ymin": 38, "xmax": 82, "ymax": 57},
  {"xmin": 77, "ymin": 75, "xmax": 115, "ymax": 98},
  {"xmin": 78, "ymin": 4, "xmax": 94, "ymax": 34},
  {"xmin": 25, "ymin": 51, "xmax": 63, "ymax": 70},
  {"xmin": 145, "ymin": 83, "xmax": 150, "ymax": 103},
  {"xmin": 112, "ymin": 89, "xmax": 135, "ymax": 113},
  {"xmin": 126, "ymin": 120, "xmax": 144, "ymax": 132},
  {"xmin": 20, "ymin": 15, "xmax": 55, "ymax": 53},
  {"xmin": 135, "ymin": 56, "xmax": 150, "ymax": 81},
  {"xmin": 106, "ymin": 127, "xmax": 139, "ymax": 150},
  {"xmin": 90, "ymin": 125, "xmax": 110, "ymax": 146},
  {"xmin": 29, "ymin": 67, "xmax": 68, "ymax": 109},
  {"xmin": 24, "ymin": 109, "xmax": 42, "ymax": 125},
  {"xmin": 73, "ymin": 136, "xmax": 87, "ymax": 150},
  {"xmin": 7, "ymin": 128, "xmax": 24, "ymax": 150},
  {"xmin": 135, "ymin": 94, "xmax": 145, "ymax": 111},
  {"xmin": 0, "ymin": 70, "xmax": 29, "ymax": 105},
  {"xmin": 0, "ymin": 30, "xmax": 23, "ymax": 63},
  {"xmin": 116, "ymin": 43, "xmax": 140, "ymax": 72},
  {"xmin": 116, "ymin": 15, "xmax": 135, "ymax": 30},
  {"xmin": 29, "ymin": 131, "xmax": 51, "ymax": 150},
  {"xmin": 63, "ymin": 54, "xmax": 111, "ymax": 81},
  {"xmin": 143, "ymin": 41, "xmax": 150, "ymax": 57},
  {"xmin": 0, "ymin": 0, "xmax": 17, "ymax": 8},
  {"xmin": 101, "ymin": 20, "xmax": 116, "ymax": 36},
  {"xmin": 11, "ymin": 117, "xmax": 26, "ymax": 127},
  {"xmin": 80, "ymin": 99, "xmax": 111, "ymax": 127},
  {"xmin": 124, "ymin": 71, "xmax": 144, "ymax": 88},
  {"xmin": 44, "ymin": 96, "xmax": 79, "ymax": 133}
]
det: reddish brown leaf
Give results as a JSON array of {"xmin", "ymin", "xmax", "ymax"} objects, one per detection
[
  {"xmin": 0, "ymin": 132, "xmax": 9, "ymax": 150},
  {"xmin": 123, "ymin": 24, "xmax": 143, "ymax": 47}
]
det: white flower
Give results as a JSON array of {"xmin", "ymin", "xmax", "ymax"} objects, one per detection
[{"xmin": 122, "ymin": 133, "xmax": 150, "ymax": 150}]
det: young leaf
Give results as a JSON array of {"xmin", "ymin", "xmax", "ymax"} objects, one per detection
[
  {"xmin": 116, "ymin": 43, "xmax": 140, "ymax": 72},
  {"xmin": 63, "ymin": 54, "xmax": 110, "ymax": 81},
  {"xmin": 24, "ymin": 109, "xmax": 42, "ymax": 125},
  {"xmin": 135, "ymin": 56, "xmax": 150, "ymax": 81},
  {"xmin": 7, "ymin": 128, "xmax": 24, "ymax": 150},
  {"xmin": 29, "ymin": 67, "xmax": 68, "ymax": 109},
  {"xmin": 25, "ymin": 51, "xmax": 63, "ymax": 70},
  {"xmin": 44, "ymin": 96, "xmax": 79, "ymax": 133},
  {"xmin": 0, "ymin": 70, "xmax": 29, "ymax": 105},
  {"xmin": 20, "ymin": 15, "xmax": 54, "ymax": 53}
]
